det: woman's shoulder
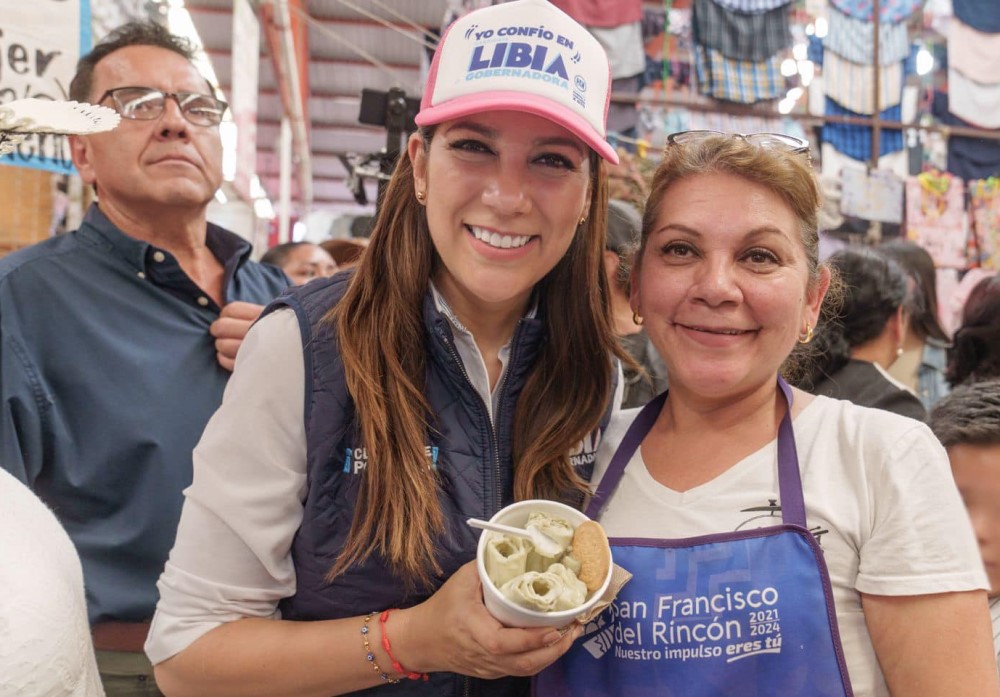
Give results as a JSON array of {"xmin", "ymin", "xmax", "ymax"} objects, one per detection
[{"xmin": 796, "ymin": 393, "xmax": 940, "ymax": 459}]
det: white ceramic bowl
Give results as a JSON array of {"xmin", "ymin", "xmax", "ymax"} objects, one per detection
[{"xmin": 475, "ymin": 499, "xmax": 613, "ymax": 628}]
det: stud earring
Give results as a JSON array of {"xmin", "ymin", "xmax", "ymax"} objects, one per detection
[
  {"xmin": 415, "ymin": 191, "xmax": 425, "ymax": 202},
  {"xmin": 896, "ymin": 345, "xmax": 904, "ymax": 357},
  {"xmin": 632, "ymin": 310, "xmax": 644, "ymax": 326},
  {"xmin": 798, "ymin": 322, "xmax": 814, "ymax": 345}
]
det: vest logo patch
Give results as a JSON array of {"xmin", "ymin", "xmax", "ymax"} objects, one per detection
[
  {"xmin": 569, "ymin": 428, "xmax": 601, "ymax": 467},
  {"xmin": 344, "ymin": 446, "xmax": 439, "ymax": 474}
]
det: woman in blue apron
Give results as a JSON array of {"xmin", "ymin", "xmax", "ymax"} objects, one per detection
[{"xmin": 537, "ymin": 132, "xmax": 999, "ymax": 696}]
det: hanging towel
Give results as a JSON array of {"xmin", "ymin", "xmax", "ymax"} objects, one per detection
[
  {"xmin": 969, "ymin": 178, "xmax": 1000, "ymax": 270},
  {"xmin": 949, "ymin": 67, "xmax": 1000, "ymax": 130},
  {"xmin": 829, "ymin": 0, "xmax": 922, "ymax": 24},
  {"xmin": 952, "ymin": 0, "xmax": 1000, "ymax": 34},
  {"xmin": 693, "ymin": 44, "xmax": 785, "ymax": 103},
  {"xmin": 823, "ymin": 51, "xmax": 903, "ymax": 114},
  {"xmin": 948, "ymin": 17, "xmax": 1000, "ymax": 85},
  {"xmin": 931, "ymin": 91, "xmax": 1000, "ymax": 181},
  {"xmin": 822, "ymin": 97, "xmax": 904, "ymax": 161},
  {"xmin": 824, "ymin": 4, "xmax": 911, "ymax": 66},
  {"xmin": 906, "ymin": 171, "xmax": 970, "ymax": 269},
  {"xmin": 711, "ymin": 0, "xmax": 791, "ymax": 14},
  {"xmin": 692, "ymin": 0, "xmax": 791, "ymax": 62},
  {"xmin": 841, "ymin": 168, "xmax": 905, "ymax": 223}
]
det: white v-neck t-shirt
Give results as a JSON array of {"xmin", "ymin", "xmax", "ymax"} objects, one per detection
[{"xmin": 592, "ymin": 395, "xmax": 987, "ymax": 697}]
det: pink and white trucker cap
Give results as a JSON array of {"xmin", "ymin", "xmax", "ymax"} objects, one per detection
[{"xmin": 414, "ymin": 0, "xmax": 619, "ymax": 164}]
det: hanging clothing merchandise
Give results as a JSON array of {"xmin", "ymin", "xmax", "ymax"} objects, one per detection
[
  {"xmin": 692, "ymin": 0, "xmax": 791, "ymax": 62},
  {"xmin": 969, "ymin": 178, "xmax": 1000, "ymax": 270},
  {"xmin": 822, "ymin": 51, "xmax": 903, "ymax": 115},
  {"xmin": 547, "ymin": 0, "xmax": 643, "ymax": 26},
  {"xmin": 535, "ymin": 381, "xmax": 853, "ymax": 697},
  {"xmin": 947, "ymin": 17, "xmax": 1000, "ymax": 85},
  {"xmin": 822, "ymin": 98, "xmax": 904, "ymax": 161},
  {"xmin": 948, "ymin": 68, "xmax": 1000, "ymax": 130},
  {"xmin": 711, "ymin": 0, "xmax": 790, "ymax": 13},
  {"xmin": 952, "ymin": 0, "xmax": 1000, "ymax": 34},
  {"xmin": 906, "ymin": 170, "xmax": 970, "ymax": 269},
  {"xmin": 694, "ymin": 45, "xmax": 785, "ymax": 103},
  {"xmin": 931, "ymin": 91, "xmax": 1000, "ymax": 181},
  {"xmin": 829, "ymin": 0, "xmax": 921, "ymax": 24},
  {"xmin": 840, "ymin": 168, "xmax": 904, "ymax": 223},
  {"xmin": 824, "ymin": 5, "xmax": 911, "ymax": 66}
]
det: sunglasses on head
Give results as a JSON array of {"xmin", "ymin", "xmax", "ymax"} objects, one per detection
[{"xmin": 666, "ymin": 130, "xmax": 810, "ymax": 157}]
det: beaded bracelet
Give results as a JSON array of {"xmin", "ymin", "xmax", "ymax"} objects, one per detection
[
  {"xmin": 380, "ymin": 609, "xmax": 430, "ymax": 681},
  {"xmin": 361, "ymin": 612, "xmax": 400, "ymax": 685}
]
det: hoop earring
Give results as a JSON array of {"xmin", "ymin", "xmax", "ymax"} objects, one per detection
[
  {"xmin": 797, "ymin": 322, "xmax": 814, "ymax": 344},
  {"xmin": 632, "ymin": 310, "xmax": 644, "ymax": 326}
]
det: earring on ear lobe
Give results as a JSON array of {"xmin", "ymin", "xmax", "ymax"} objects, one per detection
[
  {"xmin": 896, "ymin": 345, "xmax": 905, "ymax": 357},
  {"xmin": 798, "ymin": 322, "xmax": 814, "ymax": 345},
  {"xmin": 415, "ymin": 191, "xmax": 425, "ymax": 202},
  {"xmin": 632, "ymin": 310, "xmax": 644, "ymax": 326}
]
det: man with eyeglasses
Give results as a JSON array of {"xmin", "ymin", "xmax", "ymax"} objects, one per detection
[{"xmin": 0, "ymin": 21, "xmax": 289, "ymax": 696}]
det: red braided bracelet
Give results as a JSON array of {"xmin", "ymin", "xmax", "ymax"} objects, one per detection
[{"xmin": 380, "ymin": 609, "xmax": 430, "ymax": 681}]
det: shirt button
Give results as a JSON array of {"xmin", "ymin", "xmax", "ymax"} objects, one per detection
[
  {"xmin": 137, "ymin": 271, "xmax": 146, "ymax": 279},
  {"xmin": 197, "ymin": 296, "xmax": 209, "ymax": 307},
  {"xmin": 153, "ymin": 251, "xmax": 166, "ymax": 263}
]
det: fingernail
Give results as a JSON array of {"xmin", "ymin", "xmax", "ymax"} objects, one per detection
[{"xmin": 543, "ymin": 631, "xmax": 562, "ymax": 645}]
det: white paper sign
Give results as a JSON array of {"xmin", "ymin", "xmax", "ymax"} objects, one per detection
[{"xmin": 0, "ymin": 0, "xmax": 92, "ymax": 174}]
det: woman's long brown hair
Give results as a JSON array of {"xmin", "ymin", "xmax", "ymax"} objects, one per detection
[{"xmin": 326, "ymin": 130, "xmax": 624, "ymax": 590}]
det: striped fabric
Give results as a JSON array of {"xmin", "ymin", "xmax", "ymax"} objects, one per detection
[
  {"xmin": 823, "ymin": 50, "xmax": 903, "ymax": 115},
  {"xmin": 692, "ymin": 0, "xmax": 791, "ymax": 62},
  {"xmin": 953, "ymin": 0, "xmax": 1000, "ymax": 33},
  {"xmin": 712, "ymin": 0, "xmax": 791, "ymax": 14},
  {"xmin": 693, "ymin": 44, "xmax": 785, "ymax": 104},
  {"xmin": 828, "ymin": 0, "xmax": 921, "ymax": 23},
  {"xmin": 822, "ymin": 97, "xmax": 904, "ymax": 161},
  {"xmin": 824, "ymin": 4, "xmax": 910, "ymax": 65}
]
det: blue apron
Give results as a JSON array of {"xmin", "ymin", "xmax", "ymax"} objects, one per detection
[{"xmin": 535, "ymin": 380, "xmax": 853, "ymax": 696}]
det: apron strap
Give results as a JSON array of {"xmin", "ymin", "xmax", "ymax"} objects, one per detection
[
  {"xmin": 776, "ymin": 377, "xmax": 806, "ymax": 527},
  {"xmin": 586, "ymin": 379, "xmax": 807, "ymax": 528},
  {"xmin": 585, "ymin": 391, "xmax": 666, "ymax": 519}
]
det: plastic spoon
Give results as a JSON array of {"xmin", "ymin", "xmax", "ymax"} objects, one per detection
[{"xmin": 467, "ymin": 517, "xmax": 564, "ymax": 557}]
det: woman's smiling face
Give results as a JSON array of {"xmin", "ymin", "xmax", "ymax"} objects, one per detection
[
  {"xmin": 633, "ymin": 171, "xmax": 828, "ymax": 402},
  {"xmin": 409, "ymin": 110, "xmax": 592, "ymax": 320}
]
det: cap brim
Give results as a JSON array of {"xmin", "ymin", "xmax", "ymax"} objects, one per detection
[{"xmin": 415, "ymin": 91, "xmax": 619, "ymax": 165}]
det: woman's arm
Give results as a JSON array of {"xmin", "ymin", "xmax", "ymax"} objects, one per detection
[
  {"xmin": 148, "ymin": 309, "xmax": 583, "ymax": 695},
  {"xmin": 155, "ymin": 563, "xmax": 583, "ymax": 697},
  {"xmin": 863, "ymin": 590, "xmax": 1000, "ymax": 696}
]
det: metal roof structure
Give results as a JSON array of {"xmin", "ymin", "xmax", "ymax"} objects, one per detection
[{"xmin": 188, "ymin": 0, "xmax": 448, "ymax": 216}]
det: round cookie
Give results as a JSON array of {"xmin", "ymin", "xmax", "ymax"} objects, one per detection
[{"xmin": 571, "ymin": 520, "xmax": 611, "ymax": 593}]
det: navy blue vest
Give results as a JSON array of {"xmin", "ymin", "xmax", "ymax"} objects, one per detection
[{"xmin": 266, "ymin": 274, "xmax": 611, "ymax": 696}]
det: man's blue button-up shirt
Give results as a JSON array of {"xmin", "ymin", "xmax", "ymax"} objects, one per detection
[{"xmin": 0, "ymin": 204, "xmax": 289, "ymax": 624}]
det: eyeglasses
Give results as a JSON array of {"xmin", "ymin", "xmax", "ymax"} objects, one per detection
[
  {"xmin": 666, "ymin": 130, "xmax": 810, "ymax": 155},
  {"xmin": 98, "ymin": 86, "xmax": 228, "ymax": 126}
]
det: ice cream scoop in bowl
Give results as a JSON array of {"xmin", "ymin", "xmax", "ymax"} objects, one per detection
[
  {"xmin": 467, "ymin": 517, "xmax": 564, "ymax": 557},
  {"xmin": 473, "ymin": 499, "xmax": 613, "ymax": 628}
]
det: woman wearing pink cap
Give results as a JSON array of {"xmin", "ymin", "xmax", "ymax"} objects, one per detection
[{"xmin": 147, "ymin": 1, "xmax": 624, "ymax": 695}]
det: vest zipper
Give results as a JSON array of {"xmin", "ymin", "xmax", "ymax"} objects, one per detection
[{"xmin": 491, "ymin": 321, "xmax": 522, "ymax": 513}]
